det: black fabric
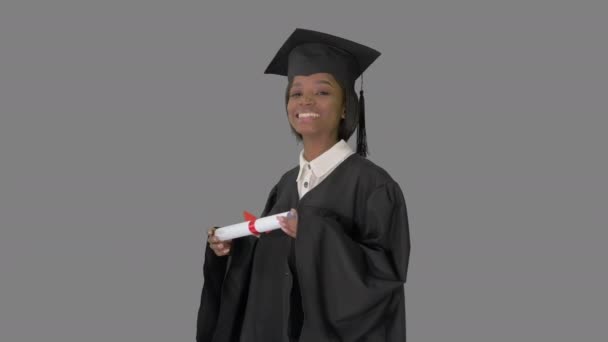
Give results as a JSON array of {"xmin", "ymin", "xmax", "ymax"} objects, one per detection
[
  {"xmin": 286, "ymin": 43, "xmax": 358, "ymax": 90},
  {"xmin": 197, "ymin": 153, "xmax": 410, "ymax": 341},
  {"xmin": 287, "ymin": 240, "xmax": 303, "ymax": 339},
  {"xmin": 264, "ymin": 28, "xmax": 381, "ymax": 85}
]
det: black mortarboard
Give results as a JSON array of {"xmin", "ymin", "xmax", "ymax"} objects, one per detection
[{"xmin": 264, "ymin": 28, "xmax": 381, "ymax": 157}]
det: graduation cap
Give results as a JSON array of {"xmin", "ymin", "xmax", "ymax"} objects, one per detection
[{"xmin": 264, "ymin": 28, "xmax": 381, "ymax": 157}]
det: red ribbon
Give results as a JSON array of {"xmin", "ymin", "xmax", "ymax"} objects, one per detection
[{"xmin": 248, "ymin": 219, "xmax": 260, "ymax": 236}]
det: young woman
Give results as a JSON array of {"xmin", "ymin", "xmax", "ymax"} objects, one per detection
[{"xmin": 198, "ymin": 28, "xmax": 411, "ymax": 342}]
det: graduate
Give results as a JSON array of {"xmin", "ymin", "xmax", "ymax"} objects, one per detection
[{"xmin": 197, "ymin": 28, "xmax": 411, "ymax": 342}]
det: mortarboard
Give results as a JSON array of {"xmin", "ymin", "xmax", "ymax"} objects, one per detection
[{"xmin": 264, "ymin": 28, "xmax": 381, "ymax": 157}]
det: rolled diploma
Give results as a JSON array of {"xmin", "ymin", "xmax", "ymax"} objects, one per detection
[{"xmin": 214, "ymin": 211, "xmax": 290, "ymax": 241}]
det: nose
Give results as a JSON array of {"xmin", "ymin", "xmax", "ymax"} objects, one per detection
[{"xmin": 299, "ymin": 94, "xmax": 314, "ymax": 105}]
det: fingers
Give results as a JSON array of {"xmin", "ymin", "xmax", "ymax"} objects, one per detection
[
  {"xmin": 211, "ymin": 240, "xmax": 232, "ymax": 256},
  {"xmin": 277, "ymin": 208, "xmax": 298, "ymax": 238},
  {"xmin": 286, "ymin": 208, "xmax": 297, "ymax": 220},
  {"xmin": 207, "ymin": 227, "xmax": 232, "ymax": 256},
  {"xmin": 213, "ymin": 243, "xmax": 231, "ymax": 256},
  {"xmin": 280, "ymin": 226, "xmax": 295, "ymax": 238}
]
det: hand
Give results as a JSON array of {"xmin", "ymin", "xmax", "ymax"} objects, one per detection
[
  {"xmin": 207, "ymin": 227, "xmax": 232, "ymax": 256},
  {"xmin": 277, "ymin": 208, "xmax": 298, "ymax": 239}
]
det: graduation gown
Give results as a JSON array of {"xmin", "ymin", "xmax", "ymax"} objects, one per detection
[{"xmin": 197, "ymin": 153, "xmax": 410, "ymax": 342}]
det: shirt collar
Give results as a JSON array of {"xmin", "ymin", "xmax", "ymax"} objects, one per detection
[{"xmin": 297, "ymin": 139, "xmax": 354, "ymax": 181}]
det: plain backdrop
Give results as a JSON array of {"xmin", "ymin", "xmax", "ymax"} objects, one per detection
[{"xmin": 1, "ymin": 1, "xmax": 606, "ymax": 341}]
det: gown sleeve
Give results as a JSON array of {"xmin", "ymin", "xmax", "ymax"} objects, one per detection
[
  {"xmin": 196, "ymin": 184, "xmax": 279, "ymax": 342},
  {"xmin": 294, "ymin": 181, "xmax": 410, "ymax": 340}
]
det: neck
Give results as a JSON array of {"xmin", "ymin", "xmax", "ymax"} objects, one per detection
[{"xmin": 302, "ymin": 135, "xmax": 339, "ymax": 161}]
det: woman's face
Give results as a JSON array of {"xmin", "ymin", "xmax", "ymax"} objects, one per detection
[{"xmin": 287, "ymin": 73, "xmax": 345, "ymax": 142}]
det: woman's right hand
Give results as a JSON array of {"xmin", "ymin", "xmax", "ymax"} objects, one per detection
[{"xmin": 207, "ymin": 227, "xmax": 232, "ymax": 256}]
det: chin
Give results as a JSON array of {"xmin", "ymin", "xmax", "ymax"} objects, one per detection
[
  {"xmin": 300, "ymin": 131, "xmax": 329, "ymax": 140},
  {"xmin": 291, "ymin": 123, "xmax": 313, "ymax": 135}
]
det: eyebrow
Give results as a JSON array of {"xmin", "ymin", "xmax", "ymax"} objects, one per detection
[{"xmin": 291, "ymin": 80, "xmax": 335, "ymax": 88}]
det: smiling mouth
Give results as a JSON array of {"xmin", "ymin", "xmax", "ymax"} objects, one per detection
[{"xmin": 296, "ymin": 112, "xmax": 320, "ymax": 119}]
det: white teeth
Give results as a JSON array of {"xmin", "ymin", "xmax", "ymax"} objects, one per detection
[{"xmin": 298, "ymin": 112, "xmax": 320, "ymax": 118}]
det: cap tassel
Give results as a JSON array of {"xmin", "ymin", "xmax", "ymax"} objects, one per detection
[{"xmin": 356, "ymin": 89, "xmax": 368, "ymax": 157}]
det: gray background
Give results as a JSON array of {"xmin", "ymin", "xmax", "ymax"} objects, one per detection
[{"xmin": 0, "ymin": 0, "xmax": 606, "ymax": 341}]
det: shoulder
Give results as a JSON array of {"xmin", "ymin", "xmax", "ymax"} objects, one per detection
[
  {"xmin": 348, "ymin": 155, "xmax": 409, "ymax": 207},
  {"xmin": 348, "ymin": 154, "xmax": 398, "ymax": 188}
]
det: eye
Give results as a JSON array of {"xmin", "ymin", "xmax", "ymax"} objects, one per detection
[{"xmin": 289, "ymin": 92, "xmax": 302, "ymax": 98}]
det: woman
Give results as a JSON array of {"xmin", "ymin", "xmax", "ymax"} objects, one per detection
[{"xmin": 197, "ymin": 28, "xmax": 411, "ymax": 342}]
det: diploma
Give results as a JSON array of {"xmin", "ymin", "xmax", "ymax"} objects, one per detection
[{"xmin": 214, "ymin": 211, "xmax": 290, "ymax": 241}]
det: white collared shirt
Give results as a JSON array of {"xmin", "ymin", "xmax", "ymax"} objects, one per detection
[{"xmin": 296, "ymin": 139, "xmax": 355, "ymax": 199}]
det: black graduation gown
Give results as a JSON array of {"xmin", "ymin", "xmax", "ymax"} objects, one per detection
[{"xmin": 197, "ymin": 153, "xmax": 410, "ymax": 342}]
